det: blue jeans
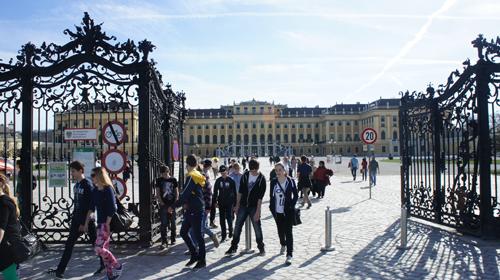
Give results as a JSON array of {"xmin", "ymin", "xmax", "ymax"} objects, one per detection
[
  {"xmin": 369, "ymin": 171, "xmax": 377, "ymax": 186},
  {"xmin": 219, "ymin": 205, "xmax": 233, "ymax": 239},
  {"xmin": 190, "ymin": 211, "xmax": 214, "ymax": 247},
  {"xmin": 159, "ymin": 205, "xmax": 176, "ymax": 244},
  {"xmin": 180, "ymin": 211, "xmax": 205, "ymax": 261},
  {"xmin": 230, "ymin": 206, "xmax": 264, "ymax": 250}
]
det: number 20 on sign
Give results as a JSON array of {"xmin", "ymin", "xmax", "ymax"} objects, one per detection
[{"xmin": 362, "ymin": 128, "xmax": 377, "ymax": 145}]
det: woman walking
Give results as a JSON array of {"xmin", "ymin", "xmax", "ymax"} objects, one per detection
[
  {"xmin": 0, "ymin": 174, "xmax": 21, "ymax": 280},
  {"xmin": 312, "ymin": 161, "xmax": 333, "ymax": 198},
  {"xmin": 269, "ymin": 163, "xmax": 298, "ymax": 265},
  {"xmin": 85, "ymin": 167, "xmax": 123, "ymax": 280}
]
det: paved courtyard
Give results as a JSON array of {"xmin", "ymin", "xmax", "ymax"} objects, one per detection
[{"xmin": 18, "ymin": 158, "xmax": 500, "ymax": 280}]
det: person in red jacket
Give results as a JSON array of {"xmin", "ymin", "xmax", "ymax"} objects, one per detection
[{"xmin": 312, "ymin": 161, "xmax": 333, "ymax": 198}]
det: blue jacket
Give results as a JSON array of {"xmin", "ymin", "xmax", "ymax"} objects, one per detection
[
  {"xmin": 179, "ymin": 170, "xmax": 206, "ymax": 213},
  {"xmin": 73, "ymin": 178, "xmax": 94, "ymax": 226},
  {"xmin": 269, "ymin": 177, "xmax": 298, "ymax": 216}
]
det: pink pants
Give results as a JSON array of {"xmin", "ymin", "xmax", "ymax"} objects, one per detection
[{"xmin": 95, "ymin": 224, "xmax": 119, "ymax": 276}]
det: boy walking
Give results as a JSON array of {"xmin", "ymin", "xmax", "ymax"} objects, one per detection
[
  {"xmin": 48, "ymin": 161, "xmax": 104, "ymax": 279},
  {"xmin": 155, "ymin": 165, "xmax": 179, "ymax": 249}
]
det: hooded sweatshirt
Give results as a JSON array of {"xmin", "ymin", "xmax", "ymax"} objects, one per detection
[
  {"xmin": 179, "ymin": 169, "xmax": 206, "ymax": 213},
  {"xmin": 239, "ymin": 171, "xmax": 266, "ymax": 208}
]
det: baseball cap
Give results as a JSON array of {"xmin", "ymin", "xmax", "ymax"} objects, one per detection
[{"xmin": 219, "ymin": 165, "xmax": 227, "ymax": 172}]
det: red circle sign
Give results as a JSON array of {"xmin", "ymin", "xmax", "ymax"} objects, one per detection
[
  {"xmin": 361, "ymin": 128, "xmax": 378, "ymax": 145},
  {"xmin": 112, "ymin": 177, "xmax": 127, "ymax": 201},
  {"xmin": 102, "ymin": 121, "xmax": 127, "ymax": 146},
  {"xmin": 102, "ymin": 149, "xmax": 127, "ymax": 174}
]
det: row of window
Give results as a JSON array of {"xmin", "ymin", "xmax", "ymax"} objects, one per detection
[
  {"xmin": 189, "ymin": 130, "xmax": 398, "ymax": 145},
  {"xmin": 188, "ymin": 119, "xmax": 398, "ymax": 131}
]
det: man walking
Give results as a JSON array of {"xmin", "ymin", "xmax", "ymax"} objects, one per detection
[
  {"xmin": 213, "ymin": 165, "xmax": 237, "ymax": 242},
  {"xmin": 369, "ymin": 157, "xmax": 380, "ymax": 187},
  {"xmin": 155, "ymin": 165, "xmax": 179, "ymax": 249},
  {"xmin": 297, "ymin": 156, "xmax": 313, "ymax": 209},
  {"xmin": 179, "ymin": 155, "xmax": 207, "ymax": 269},
  {"xmin": 349, "ymin": 155, "xmax": 359, "ymax": 181},
  {"xmin": 48, "ymin": 161, "xmax": 104, "ymax": 279},
  {"xmin": 225, "ymin": 159, "xmax": 266, "ymax": 256}
]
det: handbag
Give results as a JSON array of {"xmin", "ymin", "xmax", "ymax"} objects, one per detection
[
  {"xmin": 7, "ymin": 221, "xmax": 42, "ymax": 264},
  {"xmin": 293, "ymin": 208, "xmax": 302, "ymax": 226},
  {"xmin": 110, "ymin": 193, "xmax": 133, "ymax": 232}
]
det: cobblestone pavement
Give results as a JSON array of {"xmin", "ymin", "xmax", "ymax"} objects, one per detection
[{"xmin": 17, "ymin": 158, "xmax": 500, "ymax": 280}]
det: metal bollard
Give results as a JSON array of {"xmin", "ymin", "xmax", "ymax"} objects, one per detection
[
  {"xmin": 321, "ymin": 206, "xmax": 335, "ymax": 252},
  {"xmin": 242, "ymin": 216, "xmax": 254, "ymax": 254},
  {"xmin": 397, "ymin": 206, "xmax": 411, "ymax": 250}
]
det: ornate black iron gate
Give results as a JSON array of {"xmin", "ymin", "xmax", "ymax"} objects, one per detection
[
  {"xmin": 400, "ymin": 35, "xmax": 500, "ymax": 238},
  {"xmin": 0, "ymin": 13, "xmax": 185, "ymax": 244}
]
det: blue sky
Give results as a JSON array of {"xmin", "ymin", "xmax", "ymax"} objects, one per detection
[{"xmin": 1, "ymin": 0, "xmax": 500, "ymax": 109}]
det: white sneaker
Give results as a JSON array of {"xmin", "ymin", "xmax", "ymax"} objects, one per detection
[
  {"xmin": 285, "ymin": 256, "xmax": 292, "ymax": 265},
  {"xmin": 280, "ymin": 246, "xmax": 286, "ymax": 255}
]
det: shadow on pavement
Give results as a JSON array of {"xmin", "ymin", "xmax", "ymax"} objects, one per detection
[{"xmin": 344, "ymin": 220, "xmax": 500, "ymax": 279}]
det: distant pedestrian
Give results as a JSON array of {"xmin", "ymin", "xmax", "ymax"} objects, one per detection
[
  {"xmin": 369, "ymin": 157, "xmax": 380, "ymax": 187},
  {"xmin": 122, "ymin": 160, "xmax": 132, "ymax": 183},
  {"xmin": 229, "ymin": 163, "xmax": 243, "ymax": 193},
  {"xmin": 269, "ymin": 163, "xmax": 298, "ymax": 265},
  {"xmin": 213, "ymin": 166, "xmax": 237, "ymax": 242},
  {"xmin": 241, "ymin": 157, "xmax": 247, "ymax": 171},
  {"xmin": 155, "ymin": 165, "xmax": 179, "ymax": 249},
  {"xmin": 348, "ymin": 155, "xmax": 359, "ymax": 181},
  {"xmin": 313, "ymin": 161, "xmax": 333, "ymax": 198},
  {"xmin": 269, "ymin": 156, "xmax": 274, "ymax": 166},
  {"xmin": 290, "ymin": 156, "xmax": 298, "ymax": 177},
  {"xmin": 212, "ymin": 158, "xmax": 219, "ymax": 179},
  {"xmin": 197, "ymin": 160, "xmax": 219, "ymax": 246},
  {"xmin": 297, "ymin": 156, "xmax": 313, "ymax": 209},
  {"xmin": 225, "ymin": 159, "xmax": 266, "ymax": 256},
  {"xmin": 361, "ymin": 158, "xmax": 368, "ymax": 181}
]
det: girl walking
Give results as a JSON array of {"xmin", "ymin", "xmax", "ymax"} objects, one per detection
[
  {"xmin": 269, "ymin": 163, "xmax": 298, "ymax": 265},
  {"xmin": 85, "ymin": 167, "xmax": 123, "ymax": 280}
]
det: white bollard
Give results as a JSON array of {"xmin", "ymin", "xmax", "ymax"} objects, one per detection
[
  {"xmin": 242, "ymin": 216, "xmax": 254, "ymax": 254},
  {"xmin": 397, "ymin": 206, "xmax": 411, "ymax": 250},
  {"xmin": 321, "ymin": 206, "xmax": 335, "ymax": 252}
]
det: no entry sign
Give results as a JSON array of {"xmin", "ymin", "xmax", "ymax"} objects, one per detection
[
  {"xmin": 102, "ymin": 121, "xmax": 126, "ymax": 146},
  {"xmin": 102, "ymin": 149, "xmax": 127, "ymax": 174},
  {"xmin": 361, "ymin": 128, "xmax": 378, "ymax": 145}
]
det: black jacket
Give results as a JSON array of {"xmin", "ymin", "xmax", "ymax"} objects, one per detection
[
  {"xmin": 239, "ymin": 171, "xmax": 266, "ymax": 208},
  {"xmin": 73, "ymin": 178, "xmax": 94, "ymax": 226},
  {"xmin": 213, "ymin": 176, "xmax": 237, "ymax": 207},
  {"xmin": 269, "ymin": 177, "xmax": 298, "ymax": 216}
]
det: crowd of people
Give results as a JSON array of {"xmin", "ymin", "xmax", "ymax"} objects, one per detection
[{"xmin": 0, "ymin": 153, "xmax": 386, "ymax": 279}]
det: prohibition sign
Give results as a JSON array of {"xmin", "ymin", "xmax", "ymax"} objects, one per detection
[
  {"xmin": 102, "ymin": 149, "xmax": 127, "ymax": 174},
  {"xmin": 102, "ymin": 121, "xmax": 126, "ymax": 146},
  {"xmin": 361, "ymin": 128, "xmax": 378, "ymax": 145},
  {"xmin": 112, "ymin": 177, "xmax": 127, "ymax": 201}
]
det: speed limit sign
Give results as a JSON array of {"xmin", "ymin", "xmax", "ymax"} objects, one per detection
[{"xmin": 362, "ymin": 128, "xmax": 378, "ymax": 145}]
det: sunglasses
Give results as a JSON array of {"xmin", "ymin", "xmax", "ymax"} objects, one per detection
[{"xmin": 91, "ymin": 173, "xmax": 96, "ymax": 178}]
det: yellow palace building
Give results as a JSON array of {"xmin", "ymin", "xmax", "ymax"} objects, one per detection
[{"xmin": 184, "ymin": 98, "xmax": 400, "ymax": 158}]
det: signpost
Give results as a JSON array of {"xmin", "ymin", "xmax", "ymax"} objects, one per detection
[
  {"xmin": 49, "ymin": 162, "xmax": 67, "ymax": 188},
  {"xmin": 361, "ymin": 127, "xmax": 377, "ymax": 199},
  {"xmin": 73, "ymin": 147, "xmax": 95, "ymax": 177}
]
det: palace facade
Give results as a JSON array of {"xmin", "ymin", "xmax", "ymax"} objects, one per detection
[{"xmin": 184, "ymin": 98, "xmax": 400, "ymax": 157}]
